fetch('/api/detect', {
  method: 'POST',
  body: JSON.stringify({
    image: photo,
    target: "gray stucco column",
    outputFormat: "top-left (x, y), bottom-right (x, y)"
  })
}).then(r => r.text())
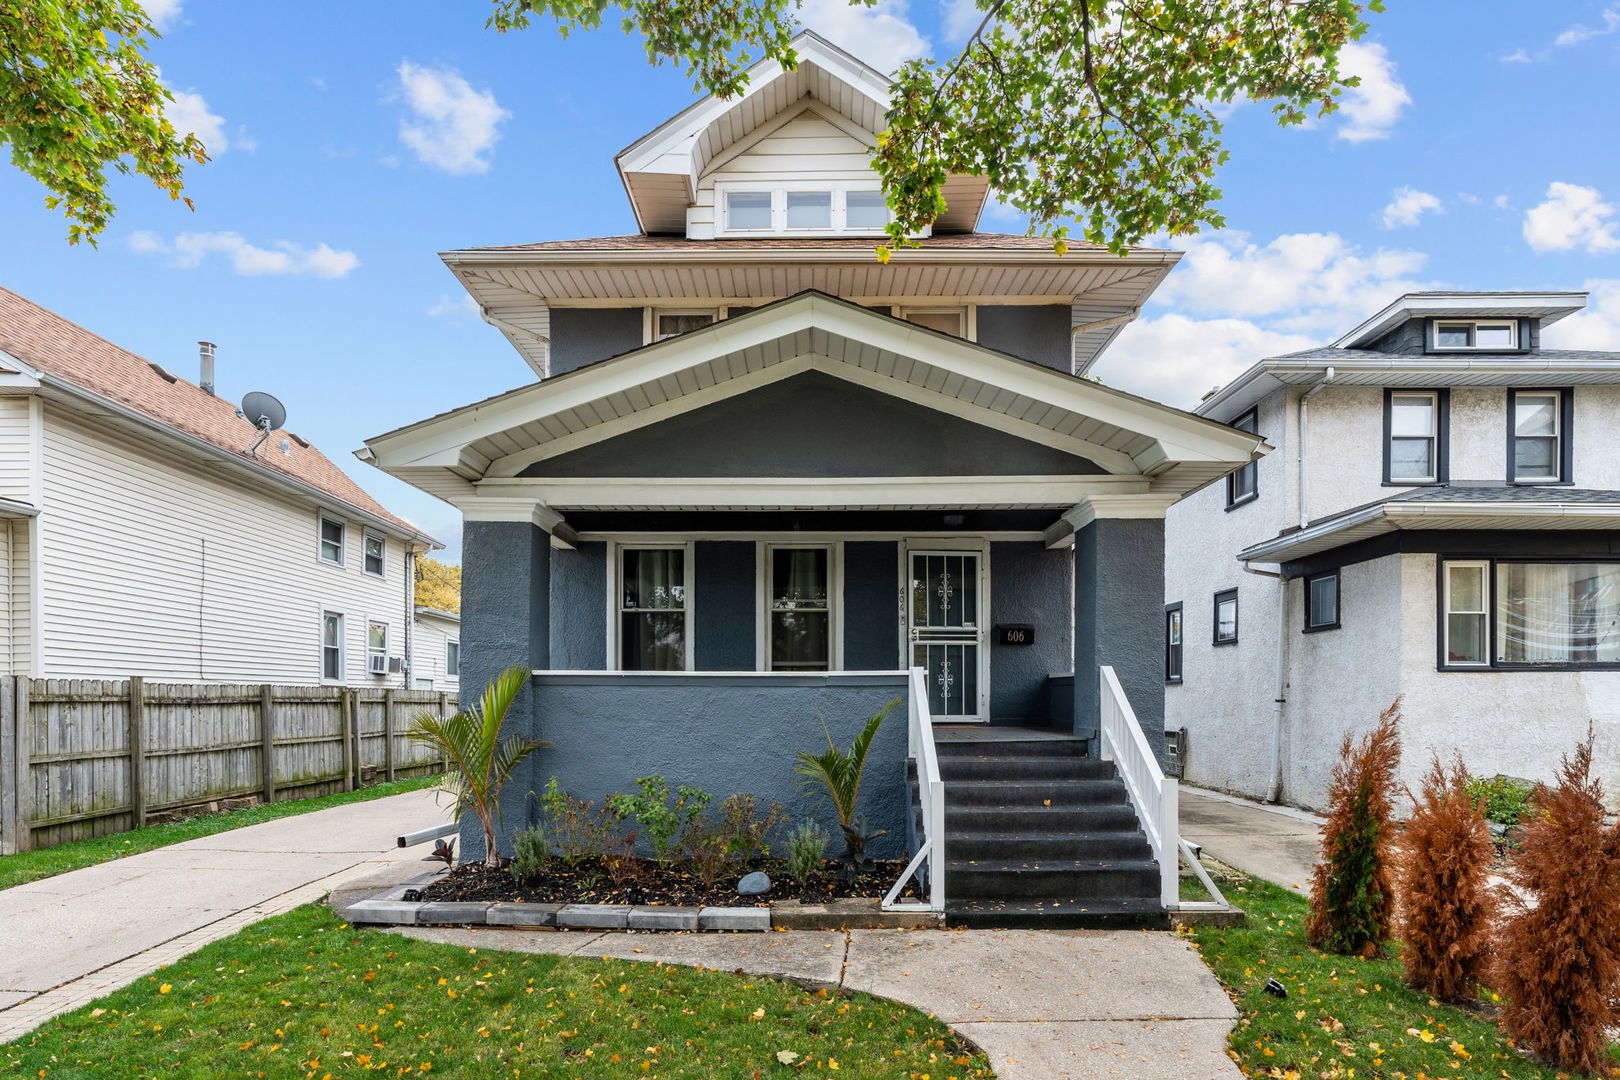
top-left (1073, 516), bottom-right (1167, 763)
top-left (457, 517), bottom-right (552, 863)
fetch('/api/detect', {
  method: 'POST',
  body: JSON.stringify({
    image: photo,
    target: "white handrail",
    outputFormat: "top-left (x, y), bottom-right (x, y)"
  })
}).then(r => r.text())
top-left (1097, 665), bottom-right (1178, 908)
top-left (883, 667), bottom-right (945, 913)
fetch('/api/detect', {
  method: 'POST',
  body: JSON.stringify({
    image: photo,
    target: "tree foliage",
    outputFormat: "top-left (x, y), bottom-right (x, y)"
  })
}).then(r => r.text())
top-left (1494, 733), bottom-right (1620, 1075)
top-left (1, 0), bottom-right (206, 242)
top-left (1395, 755), bottom-right (1496, 1003)
top-left (415, 556), bottom-right (462, 613)
top-left (489, 0), bottom-right (1380, 253)
top-left (1306, 698), bottom-right (1401, 958)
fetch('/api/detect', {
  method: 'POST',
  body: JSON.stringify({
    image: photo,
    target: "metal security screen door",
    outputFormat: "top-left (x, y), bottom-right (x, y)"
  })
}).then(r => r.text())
top-left (907, 550), bottom-right (986, 721)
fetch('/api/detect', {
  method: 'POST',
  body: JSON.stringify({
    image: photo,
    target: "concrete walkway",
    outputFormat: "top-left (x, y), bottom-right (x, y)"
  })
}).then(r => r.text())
top-left (0, 787), bottom-right (447, 1042)
top-left (1180, 787), bottom-right (1324, 895)
top-left (397, 923), bottom-right (1243, 1080)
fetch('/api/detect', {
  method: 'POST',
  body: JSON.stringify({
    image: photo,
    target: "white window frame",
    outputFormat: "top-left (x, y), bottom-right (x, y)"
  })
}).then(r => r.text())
top-left (365, 618), bottom-right (389, 677)
top-left (320, 609), bottom-right (346, 684)
top-left (1387, 391), bottom-right (1440, 484)
top-left (897, 305), bottom-right (972, 339)
top-left (650, 308), bottom-right (721, 342)
top-left (715, 180), bottom-right (896, 238)
top-left (318, 513), bottom-right (345, 566)
top-left (361, 531), bottom-right (386, 578)
top-left (1510, 389), bottom-right (1563, 483)
top-left (446, 639), bottom-right (460, 678)
top-left (1429, 319), bottom-right (1520, 352)
top-left (1441, 560), bottom-right (1490, 668)
top-left (756, 541), bottom-right (844, 672)
top-left (608, 540), bottom-right (696, 672)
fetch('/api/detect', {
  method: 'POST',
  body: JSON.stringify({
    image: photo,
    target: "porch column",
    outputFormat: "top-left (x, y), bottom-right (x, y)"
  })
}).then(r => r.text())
top-left (458, 507), bottom-right (553, 862)
top-left (1072, 507), bottom-right (1168, 763)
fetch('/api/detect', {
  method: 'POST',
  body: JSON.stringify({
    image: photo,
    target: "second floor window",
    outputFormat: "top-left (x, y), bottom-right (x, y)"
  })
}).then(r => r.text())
top-left (363, 533), bottom-right (385, 576)
top-left (1386, 390), bottom-right (1446, 485)
top-left (1510, 389), bottom-right (1569, 484)
top-left (319, 515), bottom-right (344, 565)
top-left (1213, 589), bottom-right (1239, 645)
top-left (1226, 409), bottom-right (1259, 508)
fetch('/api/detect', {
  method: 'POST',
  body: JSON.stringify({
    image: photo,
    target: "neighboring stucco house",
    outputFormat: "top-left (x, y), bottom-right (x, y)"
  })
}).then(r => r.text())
top-left (0, 285), bottom-right (446, 687)
top-left (1166, 291), bottom-right (1620, 809)
top-left (362, 33), bottom-right (1264, 926)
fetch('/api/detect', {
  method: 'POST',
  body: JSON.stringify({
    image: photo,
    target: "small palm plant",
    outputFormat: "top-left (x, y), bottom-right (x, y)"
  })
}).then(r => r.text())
top-left (794, 698), bottom-right (898, 873)
top-left (408, 665), bottom-right (547, 869)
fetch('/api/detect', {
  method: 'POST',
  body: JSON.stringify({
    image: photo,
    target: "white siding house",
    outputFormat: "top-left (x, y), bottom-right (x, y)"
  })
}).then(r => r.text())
top-left (1166, 292), bottom-right (1620, 809)
top-left (410, 606), bottom-right (461, 693)
top-left (0, 285), bottom-right (443, 686)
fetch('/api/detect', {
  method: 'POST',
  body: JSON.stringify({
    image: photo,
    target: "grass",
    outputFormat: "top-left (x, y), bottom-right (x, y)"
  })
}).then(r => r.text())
top-left (2, 903), bottom-right (993, 1079)
top-left (0, 775), bottom-right (443, 891)
top-left (1183, 870), bottom-right (1620, 1079)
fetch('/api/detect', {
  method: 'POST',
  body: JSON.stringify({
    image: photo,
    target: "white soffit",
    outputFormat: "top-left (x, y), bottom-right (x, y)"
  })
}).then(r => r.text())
top-left (1333, 292), bottom-right (1587, 349)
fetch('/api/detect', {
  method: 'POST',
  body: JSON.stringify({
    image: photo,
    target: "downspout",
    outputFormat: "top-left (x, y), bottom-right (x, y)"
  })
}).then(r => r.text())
top-left (403, 544), bottom-right (417, 689)
top-left (1244, 561), bottom-right (1287, 803)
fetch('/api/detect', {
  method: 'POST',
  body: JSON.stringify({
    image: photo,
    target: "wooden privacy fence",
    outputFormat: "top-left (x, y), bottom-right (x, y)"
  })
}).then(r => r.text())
top-left (0, 678), bottom-right (457, 854)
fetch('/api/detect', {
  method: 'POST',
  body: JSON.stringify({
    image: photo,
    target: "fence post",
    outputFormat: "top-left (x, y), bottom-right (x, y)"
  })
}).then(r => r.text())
top-left (128, 676), bottom-right (147, 829)
top-left (260, 683), bottom-right (276, 804)
top-left (12, 678), bottom-right (29, 852)
top-left (340, 689), bottom-right (356, 793)
top-left (0, 676), bottom-right (15, 855)
top-left (437, 691), bottom-right (450, 771)
top-left (382, 688), bottom-right (396, 782)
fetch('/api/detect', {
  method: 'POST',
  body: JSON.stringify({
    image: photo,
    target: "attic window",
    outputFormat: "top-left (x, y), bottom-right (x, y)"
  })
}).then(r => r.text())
top-left (718, 184), bottom-right (891, 236)
top-left (1430, 319), bottom-right (1520, 351)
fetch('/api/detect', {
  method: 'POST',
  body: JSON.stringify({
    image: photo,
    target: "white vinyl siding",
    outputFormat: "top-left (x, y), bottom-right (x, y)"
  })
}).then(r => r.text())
top-left (0, 395), bottom-right (36, 503)
top-left (410, 611), bottom-right (461, 691)
top-left (36, 405), bottom-right (411, 684)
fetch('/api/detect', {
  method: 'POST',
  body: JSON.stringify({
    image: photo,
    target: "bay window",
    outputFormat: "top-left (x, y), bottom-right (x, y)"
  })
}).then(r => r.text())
top-left (1441, 559), bottom-right (1620, 668)
top-left (619, 546), bottom-right (689, 670)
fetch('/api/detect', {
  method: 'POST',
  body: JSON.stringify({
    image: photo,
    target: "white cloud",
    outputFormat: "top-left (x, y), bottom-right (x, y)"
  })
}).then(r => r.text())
top-left (1522, 182), bottom-right (1620, 254)
top-left (1336, 42), bottom-right (1410, 143)
top-left (1493, 193), bottom-right (1512, 210)
top-left (1099, 315), bottom-right (1317, 407)
top-left (395, 62), bottom-right (510, 175)
top-left (1381, 187), bottom-right (1443, 229)
top-left (1501, 48), bottom-right (1533, 63)
top-left (941, 0), bottom-right (987, 41)
top-left (165, 87), bottom-right (228, 153)
top-left (427, 294), bottom-right (480, 323)
top-left (141, 0), bottom-right (183, 30)
top-left (795, 0), bottom-right (929, 73)
top-left (128, 231), bottom-right (361, 278)
top-left (1542, 279), bottom-right (1620, 349)
top-left (1555, 6), bottom-right (1620, 47)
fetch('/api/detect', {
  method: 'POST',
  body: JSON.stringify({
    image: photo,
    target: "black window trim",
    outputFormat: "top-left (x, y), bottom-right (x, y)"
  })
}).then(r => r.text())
top-left (1302, 569), bottom-right (1341, 633)
top-left (1224, 408), bottom-right (1260, 510)
top-left (1435, 555), bottom-right (1620, 672)
top-left (1164, 602), bottom-right (1184, 683)
top-left (1423, 316), bottom-right (1531, 356)
top-left (1505, 386), bottom-right (1574, 487)
top-left (1382, 387), bottom-right (1450, 487)
top-left (1212, 588), bottom-right (1239, 646)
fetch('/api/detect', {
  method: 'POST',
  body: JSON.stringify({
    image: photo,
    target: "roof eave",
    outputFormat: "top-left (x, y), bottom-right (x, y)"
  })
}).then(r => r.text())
top-left (1332, 291), bottom-right (1589, 349)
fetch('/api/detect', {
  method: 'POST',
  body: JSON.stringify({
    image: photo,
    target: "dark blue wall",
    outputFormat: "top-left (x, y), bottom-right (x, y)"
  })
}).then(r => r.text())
top-left (1073, 518), bottom-right (1166, 761)
top-left (526, 372), bottom-right (1103, 478)
top-left (550, 541), bottom-right (606, 669)
top-left (522, 673), bottom-right (910, 859)
top-left (976, 305), bottom-right (1072, 373)
top-left (988, 541), bottom-right (1073, 724)
top-left (550, 308), bottom-right (645, 376)
top-left (696, 541), bottom-right (756, 670)
top-left (843, 541), bottom-right (899, 669)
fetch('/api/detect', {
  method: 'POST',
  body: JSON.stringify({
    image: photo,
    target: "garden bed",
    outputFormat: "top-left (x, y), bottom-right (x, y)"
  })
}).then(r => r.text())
top-left (417, 856), bottom-right (918, 908)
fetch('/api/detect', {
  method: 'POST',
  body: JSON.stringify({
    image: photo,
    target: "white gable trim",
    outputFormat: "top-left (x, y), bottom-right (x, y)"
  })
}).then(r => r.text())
top-left (701, 98), bottom-right (876, 181)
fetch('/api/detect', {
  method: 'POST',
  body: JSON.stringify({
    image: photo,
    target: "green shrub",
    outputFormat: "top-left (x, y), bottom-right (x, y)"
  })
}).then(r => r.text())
top-left (607, 775), bottom-right (711, 863)
top-left (510, 825), bottom-right (549, 881)
top-left (1463, 773), bottom-right (1534, 828)
top-left (540, 777), bottom-right (625, 864)
top-left (716, 792), bottom-right (787, 862)
top-left (786, 820), bottom-right (830, 879)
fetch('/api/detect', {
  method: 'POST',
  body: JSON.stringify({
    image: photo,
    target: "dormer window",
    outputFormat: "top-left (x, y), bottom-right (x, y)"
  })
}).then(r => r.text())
top-left (1429, 319), bottom-right (1522, 352)
top-left (718, 183), bottom-right (892, 237)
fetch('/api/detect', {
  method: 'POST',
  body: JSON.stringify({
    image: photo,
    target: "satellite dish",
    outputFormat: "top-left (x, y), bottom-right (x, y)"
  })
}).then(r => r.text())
top-left (240, 391), bottom-right (286, 432)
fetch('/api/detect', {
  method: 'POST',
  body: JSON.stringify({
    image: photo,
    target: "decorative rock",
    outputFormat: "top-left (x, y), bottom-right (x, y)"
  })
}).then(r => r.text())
top-left (557, 903), bottom-right (629, 929)
top-left (629, 906), bottom-right (702, 931)
top-left (699, 906), bottom-right (771, 931)
top-left (344, 900), bottom-right (420, 926)
top-left (487, 903), bottom-right (563, 927)
top-left (737, 871), bottom-right (772, 896)
top-left (415, 902), bottom-right (491, 925)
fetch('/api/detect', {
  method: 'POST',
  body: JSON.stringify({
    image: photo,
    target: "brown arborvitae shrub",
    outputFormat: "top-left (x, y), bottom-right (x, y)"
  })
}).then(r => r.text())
top-left (1396, 755), bottom-right (1496, 1001)
top-left (1306, 699), bottom-right (1402, 957)
top-left (1494, 734), bottom-right (1620, 1075)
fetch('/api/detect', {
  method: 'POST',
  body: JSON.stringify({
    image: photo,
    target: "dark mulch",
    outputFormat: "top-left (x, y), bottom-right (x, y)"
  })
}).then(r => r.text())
top-left (417, 856), bottom-right (917, 907)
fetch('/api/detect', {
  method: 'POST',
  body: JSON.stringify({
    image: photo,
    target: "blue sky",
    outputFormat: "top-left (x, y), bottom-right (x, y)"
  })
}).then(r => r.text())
top-left (2, 1), bottom-right (1618, 560)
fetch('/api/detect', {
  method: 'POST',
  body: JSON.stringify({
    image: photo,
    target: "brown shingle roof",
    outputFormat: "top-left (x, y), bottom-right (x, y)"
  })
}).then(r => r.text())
top-left (455, 232), bottom-right (1150, 254)
top-left (0, 286), bottom-right (427, 538)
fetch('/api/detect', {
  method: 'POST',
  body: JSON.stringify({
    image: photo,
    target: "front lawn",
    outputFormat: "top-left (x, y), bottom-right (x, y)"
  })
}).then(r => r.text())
top-left (0, 775), bottom-right (441, 891)
top-left (1185, 871), bottom-right (1620, 1079)
top-left (4, 904), bottom-right (992, 1079)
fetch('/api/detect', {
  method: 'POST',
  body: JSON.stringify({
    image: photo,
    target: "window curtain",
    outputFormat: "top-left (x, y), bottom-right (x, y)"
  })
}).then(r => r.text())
top-left (1497, 563), bottom-right (1620, 664)
top-left (771, 548), bottom-right (829, 670)
top-left (622, 549), bottom-right (685, 670)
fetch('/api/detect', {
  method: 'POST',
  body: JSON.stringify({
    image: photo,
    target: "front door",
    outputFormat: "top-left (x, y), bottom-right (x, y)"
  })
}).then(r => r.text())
top-left (907, 548), bottom-right (987, 721)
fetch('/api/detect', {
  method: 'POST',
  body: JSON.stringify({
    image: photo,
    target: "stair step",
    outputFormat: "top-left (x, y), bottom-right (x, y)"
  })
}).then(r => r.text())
top-left (946, 858), bottom-right (1160, 900)
top-left (934, 737), bottom-right (1086, 759)
top-left (944, 804), bottom-right (1141, 832)
top-left (936, 756), bottom-right (1118, 782)
top-left (945, 830), bottom-right (1152, 862)
top-left (943, 778), bottom-right (1132, 807)
top-left (947, 897), bottom-right (1167, 930)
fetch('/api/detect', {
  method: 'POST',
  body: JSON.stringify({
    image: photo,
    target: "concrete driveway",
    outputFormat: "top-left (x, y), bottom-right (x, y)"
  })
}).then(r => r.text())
top-left (1180, 787), bottom-right (1323, 895)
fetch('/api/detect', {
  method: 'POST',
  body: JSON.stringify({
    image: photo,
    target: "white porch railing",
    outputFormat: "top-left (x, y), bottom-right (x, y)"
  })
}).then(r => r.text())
top-left (1097, 665), bottom-right (1227, 912)
top-left (882, 666), bottom-right (945, 913)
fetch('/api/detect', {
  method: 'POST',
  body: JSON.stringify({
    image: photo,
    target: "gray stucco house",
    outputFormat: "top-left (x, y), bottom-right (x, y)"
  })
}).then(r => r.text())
top-left (361, 33), bottom-right (1263, 925)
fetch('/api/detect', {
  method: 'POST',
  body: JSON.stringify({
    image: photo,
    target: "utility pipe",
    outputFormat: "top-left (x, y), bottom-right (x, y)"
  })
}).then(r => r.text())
top-left (1297, 367), bottom-right (1336, 529)
top-left (1244, 562), bottom-right (1288, 803)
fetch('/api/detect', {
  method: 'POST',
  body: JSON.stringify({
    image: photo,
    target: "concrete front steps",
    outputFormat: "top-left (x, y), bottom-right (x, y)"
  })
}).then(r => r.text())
top-left (930, 731), bottom-right (1167, 930)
